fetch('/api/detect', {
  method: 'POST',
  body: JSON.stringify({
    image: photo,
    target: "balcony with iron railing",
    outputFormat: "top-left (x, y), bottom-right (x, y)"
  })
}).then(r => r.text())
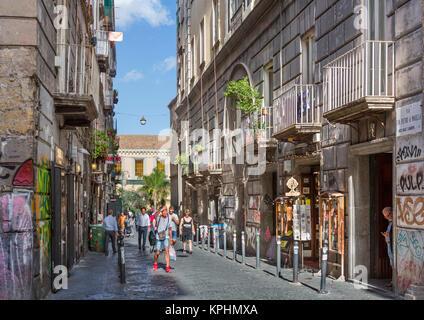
top-left (95, 30), bottom-right (110, 72)
top-left (323, 40), bottom-right (395, 123)
top-left (243, 106), bottom-right (276, 148)
top-left (54, 43), bottom-right (98, 127)
top-left (104, 91), bottom-right (114, 110)
top-left (273, 84), bottom-right (321, 141)
top-left (199, 141), bottom-right (222, 176)
top-left (109, 44), bottom-right (117, 77)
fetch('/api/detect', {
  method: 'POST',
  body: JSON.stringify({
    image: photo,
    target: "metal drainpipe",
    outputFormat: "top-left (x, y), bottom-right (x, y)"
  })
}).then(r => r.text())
top-left (186, 0), bottom-right (192, 88)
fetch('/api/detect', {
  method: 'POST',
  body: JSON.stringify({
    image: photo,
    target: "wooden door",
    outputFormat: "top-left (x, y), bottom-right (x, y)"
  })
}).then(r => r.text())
top-left (377, 153), bottom-right (392, 279)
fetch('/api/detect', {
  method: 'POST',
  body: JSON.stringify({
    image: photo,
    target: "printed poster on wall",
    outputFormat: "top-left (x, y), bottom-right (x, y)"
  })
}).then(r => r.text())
top-left (396, 102), bottom-right (422, 137)
top-left (247, 196), bottom-right (261, 224)
top-left (292, 205), bottom-right (301, 241)
top-left (300, 204), bottom-right (312, 241)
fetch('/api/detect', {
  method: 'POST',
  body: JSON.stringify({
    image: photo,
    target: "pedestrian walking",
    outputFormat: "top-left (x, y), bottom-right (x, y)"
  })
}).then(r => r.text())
top-left (169, 206), bottom-right (180, 247)
top-left (153, 206), bottom-right (173, 273)
top-left (381, 207), bottom-right (393, 287)
top-left (118, 212), bottom-right (126, 233)
top-left (179, 209), bottom-right (195, 254)
top-left (103, 210), bottom-right (118, 256)
top-left (136, 207), bottom-right (150, 251)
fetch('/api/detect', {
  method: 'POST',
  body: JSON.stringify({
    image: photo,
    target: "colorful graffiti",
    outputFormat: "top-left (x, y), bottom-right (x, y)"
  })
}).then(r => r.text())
top-left (0, 193), bottom-right (32, 233)
top-left (34, 158), bottom-right (51, 279)
top-left (397, 196), bottom-right (424, 229)
top-left (247, 196), bottom-right (263, 224)
top-left (397, 229), bottom-right (424, 294)
top-left (13, 159), bottom-right (34, 187)
top-left (0, 193), bottom-right (33, 300)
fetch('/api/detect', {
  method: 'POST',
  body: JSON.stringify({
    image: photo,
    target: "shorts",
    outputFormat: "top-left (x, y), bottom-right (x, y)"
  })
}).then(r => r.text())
top-left (155, 238), bottom-right (170, 252)
top-left (182, 234), bottom-right (193, 242)
top-left (172, 231), bottom-right (177, 241)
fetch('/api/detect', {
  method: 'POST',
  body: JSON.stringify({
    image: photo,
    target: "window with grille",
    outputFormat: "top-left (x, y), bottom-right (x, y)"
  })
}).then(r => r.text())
top-left (157, 159), bottom-right (166, 174)
top-left (135, 160), bottom-right (144, 177)
top-left (115, 162), bottom-right (122, 174)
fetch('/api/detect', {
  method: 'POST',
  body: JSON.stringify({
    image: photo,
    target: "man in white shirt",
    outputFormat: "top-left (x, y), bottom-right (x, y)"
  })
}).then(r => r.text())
top-left (135, 207), bottom-right (150, 251)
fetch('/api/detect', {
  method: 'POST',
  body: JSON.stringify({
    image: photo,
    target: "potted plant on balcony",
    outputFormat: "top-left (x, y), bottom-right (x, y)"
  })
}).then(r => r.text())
top-left (175, 152), bottom-right (190, 175)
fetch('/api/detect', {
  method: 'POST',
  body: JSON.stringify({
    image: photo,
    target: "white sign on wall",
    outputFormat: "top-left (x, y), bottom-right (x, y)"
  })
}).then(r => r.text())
top-left (293, 205), bottom-right (301, 241)
top-left (396, 102), bottom-right (422, 137)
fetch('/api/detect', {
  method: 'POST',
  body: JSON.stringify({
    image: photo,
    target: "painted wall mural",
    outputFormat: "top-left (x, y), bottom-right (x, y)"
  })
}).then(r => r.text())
top-left (397, 229), bottom-right (424, 294)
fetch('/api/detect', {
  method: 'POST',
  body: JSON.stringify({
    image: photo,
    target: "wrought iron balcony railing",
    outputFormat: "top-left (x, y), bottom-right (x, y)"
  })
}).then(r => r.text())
top-left (56, 44), bottom-right (93, 96)
top-left (323, 40), bottom-right (395, 122)
top-left (273, 84), bottom-right (321, 141)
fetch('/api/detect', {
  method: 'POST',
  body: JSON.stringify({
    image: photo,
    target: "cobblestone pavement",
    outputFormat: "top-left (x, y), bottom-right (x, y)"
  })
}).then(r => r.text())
top-left (47, 233), bottom-right (396, 300)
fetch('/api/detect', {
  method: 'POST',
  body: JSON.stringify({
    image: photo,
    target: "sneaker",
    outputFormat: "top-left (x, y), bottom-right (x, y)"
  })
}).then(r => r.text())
top-left (165, 266), bottom-right (171, 273)
top-left (153, 263), bottom-right (158, 271)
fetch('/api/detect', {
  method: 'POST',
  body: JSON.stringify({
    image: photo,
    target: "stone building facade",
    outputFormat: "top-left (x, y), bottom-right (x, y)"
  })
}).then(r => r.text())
top-left (116, 135), bottom-right (171, 206)
top-left (0, 0), bottom-right (118, 299)
top-left (170, 0), bottom-right (424, 297)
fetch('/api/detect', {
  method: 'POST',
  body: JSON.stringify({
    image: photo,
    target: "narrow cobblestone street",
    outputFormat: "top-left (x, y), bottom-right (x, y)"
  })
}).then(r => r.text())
top-left (47, 233), bottom-right (396, 300)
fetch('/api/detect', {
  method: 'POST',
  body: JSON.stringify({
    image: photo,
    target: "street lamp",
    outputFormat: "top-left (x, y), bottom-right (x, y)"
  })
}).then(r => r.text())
top-left (140, 116), bottom-right (147, 126)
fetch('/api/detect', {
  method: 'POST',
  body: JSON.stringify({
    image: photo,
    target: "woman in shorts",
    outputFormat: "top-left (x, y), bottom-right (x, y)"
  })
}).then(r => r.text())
top-left (179, 208), bottom-right (195, 254)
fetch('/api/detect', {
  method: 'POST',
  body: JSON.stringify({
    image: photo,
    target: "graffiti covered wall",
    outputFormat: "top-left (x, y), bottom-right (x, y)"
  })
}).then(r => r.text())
top-left (0, 193), bottom-right (33, 299)
top-left (397, 229), bottom-right (424, 294)
top-left (34, 157), bottom-right (51, 297)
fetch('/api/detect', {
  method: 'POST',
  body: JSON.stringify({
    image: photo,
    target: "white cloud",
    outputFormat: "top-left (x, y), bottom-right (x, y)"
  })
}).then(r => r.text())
top-left (153, 56), bottom-right (176, 73)
top-left (121, 69), bottom-right (144, 82)
top-left (115, 0), bottom-right (174, 29)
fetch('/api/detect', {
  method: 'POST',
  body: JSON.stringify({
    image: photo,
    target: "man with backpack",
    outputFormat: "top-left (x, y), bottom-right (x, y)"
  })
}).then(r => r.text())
top-left (152, 206), bottom-right (173, 273)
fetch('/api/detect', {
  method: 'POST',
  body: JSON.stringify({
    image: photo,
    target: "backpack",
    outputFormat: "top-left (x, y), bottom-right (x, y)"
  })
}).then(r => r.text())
top-left (149, 229), bottom-right (156, 246)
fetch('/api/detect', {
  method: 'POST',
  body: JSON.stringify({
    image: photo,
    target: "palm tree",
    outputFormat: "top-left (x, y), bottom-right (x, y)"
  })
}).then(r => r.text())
top-left (138, 167), bottom-right (170, 210)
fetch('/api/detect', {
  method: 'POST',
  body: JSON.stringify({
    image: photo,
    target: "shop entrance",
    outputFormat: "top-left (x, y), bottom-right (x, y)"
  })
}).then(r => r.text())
top-left (301, 167), bottom-right (321, 270)
top-left (369, 153), bottom-right (392, 282)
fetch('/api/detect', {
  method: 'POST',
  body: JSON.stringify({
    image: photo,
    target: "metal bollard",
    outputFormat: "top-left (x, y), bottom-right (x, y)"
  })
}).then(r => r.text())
top-left (217, 227), bottom-right (220, 252)
top-left (256, 232), bottom-right (260, 269)
top-left (202, 228), bottom-right (205, 250)
top-left (207, 227), bottom-right (211, 251)
top-left (233, 231), bottom-right (237, 260)
top-left (241, 231), bottom-right (245, 264)
top-left (223, 230), bottom-right (227, 258)
top-left (214, 227), bottom-right (218, 254)
top-left (319, 239), bottom-right (329, 294)
top-left (293, 240), bottom-right (299, 284)
top-left (276, 236), bottom-right (281, 277)
top-left (196, 226), bottom-right (199, 246)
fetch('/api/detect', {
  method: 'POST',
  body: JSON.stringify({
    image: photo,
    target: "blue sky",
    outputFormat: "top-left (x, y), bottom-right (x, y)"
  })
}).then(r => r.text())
top-left (114, 0), bottom-right (176, 135)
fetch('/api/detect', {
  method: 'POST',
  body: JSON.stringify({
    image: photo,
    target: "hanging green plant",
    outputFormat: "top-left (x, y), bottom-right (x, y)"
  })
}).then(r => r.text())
top-left (175, 152), bottom-right (190, 175)
top-left (224, 76), bottom-right (265, 133)
top-left (92, 129), bottom-right (110, 159)
top-left (224, 76), bottom-right (262, 115)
